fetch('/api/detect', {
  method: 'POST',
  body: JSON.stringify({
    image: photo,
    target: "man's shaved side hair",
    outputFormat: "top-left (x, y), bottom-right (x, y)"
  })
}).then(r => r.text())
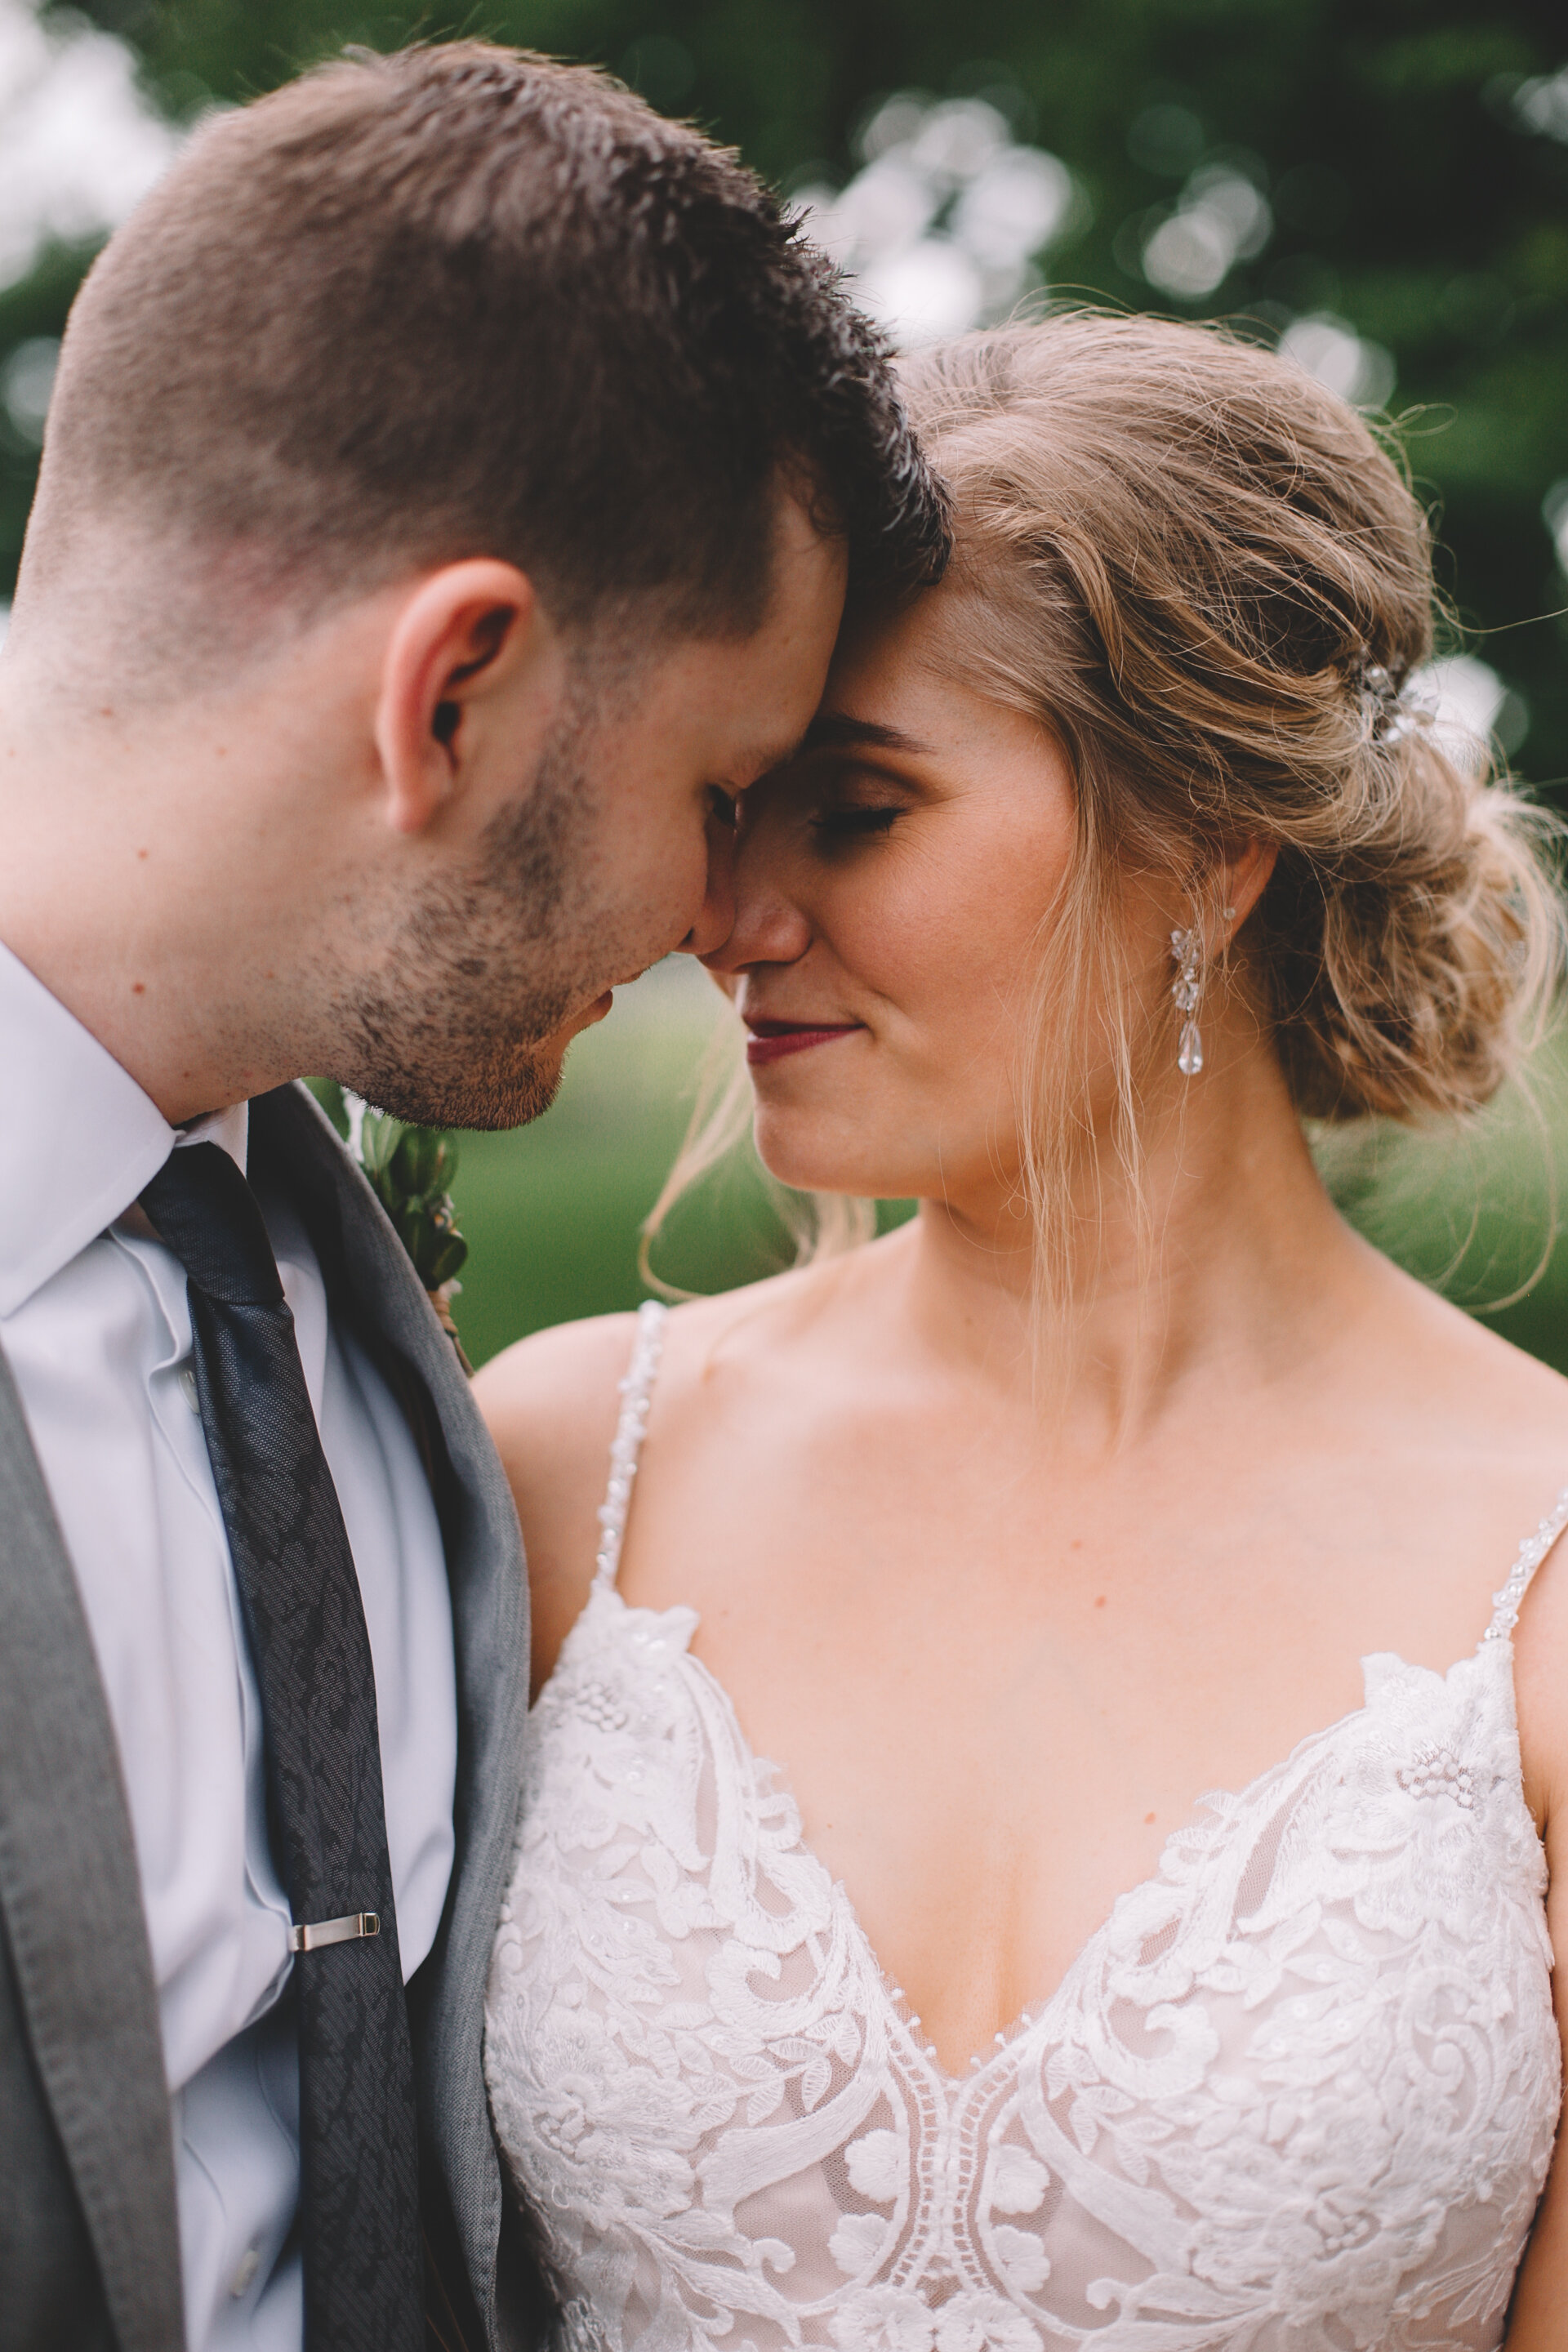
top-left (20, 40), bottom-right (947, 678)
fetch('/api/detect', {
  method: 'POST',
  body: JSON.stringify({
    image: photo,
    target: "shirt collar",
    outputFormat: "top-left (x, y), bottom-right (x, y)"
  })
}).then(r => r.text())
top-left (0, 938), bottom-right (248, 1319)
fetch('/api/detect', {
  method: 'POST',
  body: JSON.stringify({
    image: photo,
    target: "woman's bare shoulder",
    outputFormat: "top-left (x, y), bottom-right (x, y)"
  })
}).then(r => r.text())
top-left (1387, 1277), bottom-right (1568, 1827)
top-left (470, 1254), bottom-right (834, 1503)
top-left (470, 1255), bottom-right (873, 1692)
top-left (474, 1309), bottom-right (640, 1488)
top-left (1353, 1239), bottom-right (1568, 1451)
top-left (472, 1312), bottom-right (642, 1694)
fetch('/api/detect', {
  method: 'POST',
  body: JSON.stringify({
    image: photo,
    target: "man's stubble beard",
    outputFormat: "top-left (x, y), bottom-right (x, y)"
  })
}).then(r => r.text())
top-left (334, 698), bottom-right (630, 1131)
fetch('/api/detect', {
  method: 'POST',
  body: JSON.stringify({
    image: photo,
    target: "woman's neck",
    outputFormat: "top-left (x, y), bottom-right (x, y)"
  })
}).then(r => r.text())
top-left (893, 1027), bottom-right (1366, 1453)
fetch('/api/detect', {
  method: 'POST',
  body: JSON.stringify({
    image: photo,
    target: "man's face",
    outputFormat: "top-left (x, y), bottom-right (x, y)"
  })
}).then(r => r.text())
top-left (341, 492), bottom-right (847, 1129)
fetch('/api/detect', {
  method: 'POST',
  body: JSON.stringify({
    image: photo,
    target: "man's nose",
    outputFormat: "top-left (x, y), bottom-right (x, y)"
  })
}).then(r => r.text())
top-left (677, 804), bottom-right (738, 959)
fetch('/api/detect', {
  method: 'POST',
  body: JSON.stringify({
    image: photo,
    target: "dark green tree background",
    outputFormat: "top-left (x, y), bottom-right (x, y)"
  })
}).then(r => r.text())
top-left (3, 0), bottom-right (1567, 792)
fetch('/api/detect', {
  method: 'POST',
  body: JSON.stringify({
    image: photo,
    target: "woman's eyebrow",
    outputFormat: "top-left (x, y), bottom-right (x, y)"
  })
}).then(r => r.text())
top-left (800, 713), bottom-right (934, 757)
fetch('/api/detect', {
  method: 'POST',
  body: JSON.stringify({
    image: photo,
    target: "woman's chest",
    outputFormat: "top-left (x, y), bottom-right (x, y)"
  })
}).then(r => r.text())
top-left (625, 1539), bottom-right (1504, 2076)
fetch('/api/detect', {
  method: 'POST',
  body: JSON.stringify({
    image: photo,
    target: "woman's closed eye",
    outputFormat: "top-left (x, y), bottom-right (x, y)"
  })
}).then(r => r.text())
top-left (810, 803), bottom-right (902, 846)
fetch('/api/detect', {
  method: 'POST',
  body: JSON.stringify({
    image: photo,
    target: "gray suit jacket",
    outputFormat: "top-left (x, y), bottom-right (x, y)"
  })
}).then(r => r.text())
top-left (0, 1082), bottom-right (543, 2351)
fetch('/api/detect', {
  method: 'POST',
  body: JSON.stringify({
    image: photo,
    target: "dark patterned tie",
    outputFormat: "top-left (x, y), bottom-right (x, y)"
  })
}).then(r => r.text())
top-left (140, 1141), bottom-right (422, 2352)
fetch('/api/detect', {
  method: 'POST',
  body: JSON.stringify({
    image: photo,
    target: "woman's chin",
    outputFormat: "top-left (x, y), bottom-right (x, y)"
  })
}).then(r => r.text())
top-left (752, 1115), bottom-right (910, 1205)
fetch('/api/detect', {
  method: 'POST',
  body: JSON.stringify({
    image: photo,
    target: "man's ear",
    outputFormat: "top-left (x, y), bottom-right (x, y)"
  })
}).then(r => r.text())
top-left (372, 559), bottom-right (559, 836)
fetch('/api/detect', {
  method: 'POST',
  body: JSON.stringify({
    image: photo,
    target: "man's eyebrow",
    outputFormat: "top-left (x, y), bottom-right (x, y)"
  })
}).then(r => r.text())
top-left (799, 713), bottom-right (934, 758)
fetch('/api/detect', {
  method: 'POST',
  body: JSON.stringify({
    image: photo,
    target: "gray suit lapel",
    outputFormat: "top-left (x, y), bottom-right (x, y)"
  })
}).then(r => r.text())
top-left (0, 1346), bottom-right (185, 2352)
top-left (252, 1085), bottom-right (531, 2344)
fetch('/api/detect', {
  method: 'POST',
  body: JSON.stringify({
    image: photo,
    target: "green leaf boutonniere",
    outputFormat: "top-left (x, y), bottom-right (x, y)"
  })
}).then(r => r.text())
top-left (307, 1078), bottom-right (472, 1373)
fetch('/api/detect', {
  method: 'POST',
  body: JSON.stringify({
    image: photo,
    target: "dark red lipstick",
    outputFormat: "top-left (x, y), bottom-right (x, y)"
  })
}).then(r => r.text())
top-left (745, 1020), bottom-right (864, 1068)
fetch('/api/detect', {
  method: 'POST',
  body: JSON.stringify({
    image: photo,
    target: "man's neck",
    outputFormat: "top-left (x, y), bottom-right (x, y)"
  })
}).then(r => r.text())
top-left (0, 699), bottom-right (314, 1120)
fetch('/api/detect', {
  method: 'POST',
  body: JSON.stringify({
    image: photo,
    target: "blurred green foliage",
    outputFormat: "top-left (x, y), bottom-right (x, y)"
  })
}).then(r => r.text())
top-left (1315, 1034), bottom-right (1568, 1374)
top-left (431, 985), bottom-right (777, 1366)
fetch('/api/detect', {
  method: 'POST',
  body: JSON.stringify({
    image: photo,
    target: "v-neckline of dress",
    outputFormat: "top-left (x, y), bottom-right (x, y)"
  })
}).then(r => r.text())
top-left (553, 1579), bottom-right (1522, 2092)
top-left (559, 1298), bottom-right (1568, 2092)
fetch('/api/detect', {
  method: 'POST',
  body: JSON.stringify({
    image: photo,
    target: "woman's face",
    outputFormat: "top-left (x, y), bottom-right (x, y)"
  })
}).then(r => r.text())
top-left (703, 587), bottom-right (1158, 1217)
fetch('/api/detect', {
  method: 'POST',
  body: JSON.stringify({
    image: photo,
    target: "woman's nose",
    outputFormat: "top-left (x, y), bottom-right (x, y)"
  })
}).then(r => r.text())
top-left (696, 823), bottom-right (813, 975)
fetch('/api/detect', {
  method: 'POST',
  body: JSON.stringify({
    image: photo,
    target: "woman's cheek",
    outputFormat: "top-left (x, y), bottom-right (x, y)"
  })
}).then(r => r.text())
top-left (824, 853), bottom-right (957, 996)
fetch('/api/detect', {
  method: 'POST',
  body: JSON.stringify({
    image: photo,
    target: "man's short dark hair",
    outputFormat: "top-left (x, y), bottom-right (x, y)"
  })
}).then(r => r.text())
top-left (40, 40), bottom-right (948, 639)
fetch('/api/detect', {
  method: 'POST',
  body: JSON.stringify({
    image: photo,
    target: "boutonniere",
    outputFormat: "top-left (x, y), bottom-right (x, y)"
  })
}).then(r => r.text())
top-left (309, 1080), bottom-right (471, 1372)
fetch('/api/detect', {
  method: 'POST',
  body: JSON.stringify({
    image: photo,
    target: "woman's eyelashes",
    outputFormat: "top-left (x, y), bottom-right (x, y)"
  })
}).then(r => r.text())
top-left (809, 801), bottom-right (902, 848)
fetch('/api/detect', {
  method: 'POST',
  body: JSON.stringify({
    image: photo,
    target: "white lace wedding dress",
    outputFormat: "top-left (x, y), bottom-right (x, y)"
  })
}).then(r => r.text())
top-left (486, 1303), bottom-right (1565, 2350)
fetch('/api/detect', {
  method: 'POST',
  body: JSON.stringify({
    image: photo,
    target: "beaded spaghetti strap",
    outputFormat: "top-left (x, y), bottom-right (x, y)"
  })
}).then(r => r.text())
top-left (592, 1301), bottom-right (670, 1593)
top-left (1483, 1481), bottom-right (1568, 1642)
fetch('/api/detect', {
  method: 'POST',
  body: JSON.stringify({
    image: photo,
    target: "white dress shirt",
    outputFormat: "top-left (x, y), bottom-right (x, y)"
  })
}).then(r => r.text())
top-left (0, 938), bottom-right (457, 2352)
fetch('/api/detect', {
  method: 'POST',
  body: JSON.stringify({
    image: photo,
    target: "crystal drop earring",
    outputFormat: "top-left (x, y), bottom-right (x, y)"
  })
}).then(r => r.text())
top-left (1170, 925), bottom-right (1204, 1076)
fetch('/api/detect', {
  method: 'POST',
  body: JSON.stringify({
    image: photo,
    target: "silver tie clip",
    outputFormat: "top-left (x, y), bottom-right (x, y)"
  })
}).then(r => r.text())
top-left (289, 1912), bottom-right (380, 1953)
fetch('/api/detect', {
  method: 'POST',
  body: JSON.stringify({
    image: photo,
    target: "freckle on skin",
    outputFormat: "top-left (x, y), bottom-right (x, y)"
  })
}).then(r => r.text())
top-left (1145, 1811), bottom-right (1156, 1824)
top-left (136, 848), bottom-right (149, 860)
top-left (1094, 1595), bottom-right (1107, 1609)
top-left (132, 982), bottom-right (145, 995)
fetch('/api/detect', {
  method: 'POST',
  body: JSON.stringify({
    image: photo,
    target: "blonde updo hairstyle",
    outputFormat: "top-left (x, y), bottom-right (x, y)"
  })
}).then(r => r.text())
top-left (646, 312), bottom-right (1562, 1298)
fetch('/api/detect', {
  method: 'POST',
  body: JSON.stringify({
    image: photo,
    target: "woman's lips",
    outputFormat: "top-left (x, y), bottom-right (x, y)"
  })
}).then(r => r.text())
top-left (745, 1020), bottom-right (864, 1068)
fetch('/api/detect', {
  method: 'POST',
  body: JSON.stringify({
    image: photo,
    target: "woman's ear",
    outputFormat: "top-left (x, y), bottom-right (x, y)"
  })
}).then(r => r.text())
top-left (372, 559), bottom-right (546, 835)
top-left (1218, 838), bottom-right (1278, 944)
